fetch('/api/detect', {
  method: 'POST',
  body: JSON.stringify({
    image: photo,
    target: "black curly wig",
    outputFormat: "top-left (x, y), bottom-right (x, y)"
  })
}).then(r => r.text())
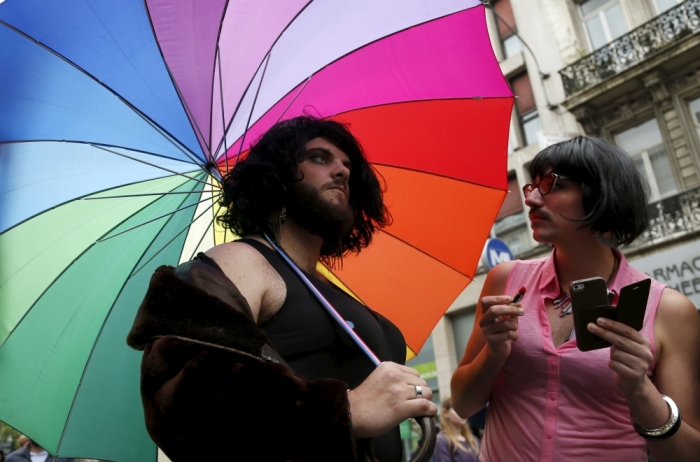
top-left (217, 116), bottom-right (391, 260)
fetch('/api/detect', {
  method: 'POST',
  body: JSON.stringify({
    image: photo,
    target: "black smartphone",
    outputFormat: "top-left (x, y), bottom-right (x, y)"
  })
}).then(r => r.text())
top-left (615, 279), bottom-right (651, 331)
top-left (571, 277), bottom-right (613, 351)
top-left (572, 277), bottom-right (651, 351)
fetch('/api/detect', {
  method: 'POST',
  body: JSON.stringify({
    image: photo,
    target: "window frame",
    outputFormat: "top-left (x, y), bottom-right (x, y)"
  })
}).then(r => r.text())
top-left (614, 118), bottom-right (679, 202)
top-left (579, 0), bottom-right (628, 51)
top-left (653, 0), bottom-right (683, 14)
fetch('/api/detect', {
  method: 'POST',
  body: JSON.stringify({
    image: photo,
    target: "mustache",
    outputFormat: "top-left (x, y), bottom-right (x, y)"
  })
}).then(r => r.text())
top-left (529, 209), bottom-right (550, 219)
top-left (325, 179), bottom-right (348, 192)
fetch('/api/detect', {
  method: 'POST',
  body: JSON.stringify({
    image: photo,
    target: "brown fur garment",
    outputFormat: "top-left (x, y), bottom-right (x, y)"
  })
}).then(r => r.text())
top-left (127, 259), bottom-right (356, 461)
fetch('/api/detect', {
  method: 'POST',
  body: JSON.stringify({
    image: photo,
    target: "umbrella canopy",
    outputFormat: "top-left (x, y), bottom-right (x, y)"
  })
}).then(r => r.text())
top-left (0, 1), bottom-right (512, 461)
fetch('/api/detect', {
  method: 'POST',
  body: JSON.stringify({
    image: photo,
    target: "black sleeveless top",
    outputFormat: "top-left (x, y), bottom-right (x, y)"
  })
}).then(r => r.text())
top-left (241, 239), bottom-right (406, 461)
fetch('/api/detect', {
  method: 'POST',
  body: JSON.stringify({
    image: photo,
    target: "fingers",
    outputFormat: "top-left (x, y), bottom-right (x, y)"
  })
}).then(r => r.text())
top-left (587, 318), bottom-right (651, 353)
top-left (588, 319), bottom-right (654, 394)
top-left (349, 363), bottom-right (438, 437)
top-left (481, 295), bottom-right (515, 313)
top-left (404, 393), bottom-right (438, 417)
top-left (481, 303), bottom-right (523, 324)
top-left (406, 382), bottom-right (433, 400)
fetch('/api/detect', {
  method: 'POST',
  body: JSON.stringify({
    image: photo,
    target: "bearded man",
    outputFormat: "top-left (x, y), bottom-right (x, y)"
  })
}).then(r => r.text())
top-left (127, 116), bottom-right (436, 462)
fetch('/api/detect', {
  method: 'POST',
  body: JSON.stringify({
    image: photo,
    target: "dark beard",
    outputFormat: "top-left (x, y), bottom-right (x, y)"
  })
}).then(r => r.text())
top-left (286, 180), bottom-right (354, 241)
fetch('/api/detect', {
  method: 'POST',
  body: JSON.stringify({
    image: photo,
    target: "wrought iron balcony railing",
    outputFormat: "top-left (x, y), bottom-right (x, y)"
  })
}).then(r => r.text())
top-left (559, 0), bottom-right (700, 96)
top-left (630, 185), bottom-right (700, 248)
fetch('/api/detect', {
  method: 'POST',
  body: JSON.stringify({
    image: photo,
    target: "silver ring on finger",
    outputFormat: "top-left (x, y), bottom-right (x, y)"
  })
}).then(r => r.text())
top-left (414, 385), bottom-right (423, 399)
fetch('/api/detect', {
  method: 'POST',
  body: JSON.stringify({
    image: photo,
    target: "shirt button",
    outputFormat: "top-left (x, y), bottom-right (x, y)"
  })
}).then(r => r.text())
top-left (551, 362), bottom-right (557, 368)
top-left (547, 433), bottom-right (553, 439)
top-left (550, 394), bottom-right (557, 401)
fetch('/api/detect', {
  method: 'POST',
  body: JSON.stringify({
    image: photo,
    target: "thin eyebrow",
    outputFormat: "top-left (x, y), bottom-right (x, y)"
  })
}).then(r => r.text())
top-left (304, 147), bottom-right (352, 170)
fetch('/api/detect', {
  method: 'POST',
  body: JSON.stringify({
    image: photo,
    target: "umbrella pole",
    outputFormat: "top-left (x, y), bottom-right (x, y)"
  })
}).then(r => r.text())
top-left (262, 233), bottom-right (381, 366)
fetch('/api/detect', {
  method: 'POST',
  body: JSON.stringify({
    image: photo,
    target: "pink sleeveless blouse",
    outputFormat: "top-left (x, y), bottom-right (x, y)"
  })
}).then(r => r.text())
top-left (479, 250), bottom-right (665, 462)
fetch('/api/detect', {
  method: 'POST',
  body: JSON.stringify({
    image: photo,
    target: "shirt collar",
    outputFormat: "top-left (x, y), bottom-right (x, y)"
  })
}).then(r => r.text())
top-left (539, 247), bottom-right (627, 298)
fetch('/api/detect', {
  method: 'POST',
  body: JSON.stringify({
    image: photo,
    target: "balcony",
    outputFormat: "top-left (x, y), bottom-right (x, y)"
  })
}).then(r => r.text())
top-left (630, 186), bottom-right (700, 249)
top-left (559, 0), bottom-right (700, 97)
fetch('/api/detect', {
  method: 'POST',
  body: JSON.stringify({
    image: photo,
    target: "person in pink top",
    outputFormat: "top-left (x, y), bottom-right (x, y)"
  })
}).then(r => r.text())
top-left (451, 136), bottom-right (700, 461)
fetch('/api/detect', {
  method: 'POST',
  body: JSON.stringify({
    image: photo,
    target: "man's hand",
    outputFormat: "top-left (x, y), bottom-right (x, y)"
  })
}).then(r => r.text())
top-left (587, 317), bottom-right (653, 396)
top-left (479, 295), bottom-right (524, 361)
top-left (347, 362), bottom-right (437, 438)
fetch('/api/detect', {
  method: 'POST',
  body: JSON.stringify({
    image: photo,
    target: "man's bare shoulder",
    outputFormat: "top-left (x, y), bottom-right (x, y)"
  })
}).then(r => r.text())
top-left (204, 238), bottom-right (286, 321)
top-left (205, 239), bottom-right (269, 270)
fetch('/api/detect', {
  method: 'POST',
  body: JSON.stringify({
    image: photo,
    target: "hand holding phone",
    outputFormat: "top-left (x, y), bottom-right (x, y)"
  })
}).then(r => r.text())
top-left (571, 278), bottom-right (650, 351)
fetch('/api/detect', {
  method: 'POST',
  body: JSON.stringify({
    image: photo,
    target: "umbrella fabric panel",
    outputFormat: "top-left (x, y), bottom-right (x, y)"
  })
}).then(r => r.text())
top-left (0, 26), bottom-right (197, 163)
top-left (147, 0), bottom-right (306, 153)
top-left (58, 184), bottom-right (206, 461)
top-left (334, 231), bottom-right (472, 354)
top-left (0, 142), bottom-right (198, 233)
top-left (335, 98), bottom-right (513, 189)
top-left (217, 0), bottom-right (485, 156)
top-left (177, 178), bottom-right (223, 263)
top-left (0, 0), bottom-right (202, 159)
top-left (374, 165), bottom-right (506, 276)
top-left (0, 178), bottom-right (203, 454)
top-left (0, 175), bottom-right (191, 345)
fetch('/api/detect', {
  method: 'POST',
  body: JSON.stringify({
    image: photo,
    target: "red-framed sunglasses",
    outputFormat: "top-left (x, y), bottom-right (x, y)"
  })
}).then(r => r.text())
top-left (522, 172), bottom-right (574, 197)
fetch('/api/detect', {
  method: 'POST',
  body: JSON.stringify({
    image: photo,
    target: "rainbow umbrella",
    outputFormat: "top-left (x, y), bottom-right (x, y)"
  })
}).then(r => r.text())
top-left (0, 1), bottom-right (512, 460)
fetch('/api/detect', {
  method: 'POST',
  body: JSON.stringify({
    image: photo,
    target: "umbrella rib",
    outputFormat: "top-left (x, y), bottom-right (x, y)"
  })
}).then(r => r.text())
top-left (0, 19), bottom-right (207, 169)
top-left (97, 194), bottom-right (220, 243)
top-left (141, 0), bottom-right (213, 162)
top-left (231, 48), bottom-right (272, 167)
top-left (216, 45), bottom-right (231, 176)
top-left (0, 176), bottom-right (201, 350)
top-left (369, 162), bottom-right (510, 193)
top-left (56, 182), bottom-right (202, 457)
top-left (130, 201), bottom-right (218, 277)
top-left (275, 76), bottom-right (313, 124)
top-left (0, 139), bottom-right (201, 166)
top-left (187, 216), bottom-right (217, 262)
top-left (211, 0), bottom-right (314, 158)
top-left (83, 190), bottom-right (216, 199)
top-left (378, 228), bottom-right (476, 278)
top-left (90, 144), bottom-right (210, 186)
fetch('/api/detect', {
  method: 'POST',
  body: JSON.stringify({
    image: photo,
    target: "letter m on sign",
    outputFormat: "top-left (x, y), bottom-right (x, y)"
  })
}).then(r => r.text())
top-left (489, 249), bottom-right (512, 266)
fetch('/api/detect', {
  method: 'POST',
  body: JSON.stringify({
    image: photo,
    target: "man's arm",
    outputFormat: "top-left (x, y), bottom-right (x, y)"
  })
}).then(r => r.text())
top-left (451, 261), bottom-right (520, 418)
top-left (590, 288), bottom-right (700, 461)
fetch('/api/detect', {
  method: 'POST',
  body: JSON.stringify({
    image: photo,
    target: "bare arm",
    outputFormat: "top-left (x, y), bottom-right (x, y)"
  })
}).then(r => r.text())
top-left (450, 261), bottom-right (521, 418)
top-left (589, 288), bottom-right (700, 461)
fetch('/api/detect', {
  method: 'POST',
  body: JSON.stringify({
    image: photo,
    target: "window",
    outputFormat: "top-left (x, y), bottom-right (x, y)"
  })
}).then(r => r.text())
top-left (615, 119), bottom-right (679, 201)
top-left (493, 0), bottom-right (522, 59)
top-left (451, 310), bottom-right (476, 364)
top-left (510, 73), bottom-right (540, 146)
top-left (580, 0), bottom-right (628, 50)
top-left (690, 97), bottom-right (700, 139)
top-left (654, 0), bottom-right (682, 14)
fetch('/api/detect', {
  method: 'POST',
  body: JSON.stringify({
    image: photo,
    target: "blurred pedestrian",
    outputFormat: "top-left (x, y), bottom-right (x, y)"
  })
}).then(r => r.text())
top-left (5, 439), bottom-right (73, 462)
top-left (15, 437), bottom-right (28, 450)
top-left (434, 397), bottom-right (479, 462)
